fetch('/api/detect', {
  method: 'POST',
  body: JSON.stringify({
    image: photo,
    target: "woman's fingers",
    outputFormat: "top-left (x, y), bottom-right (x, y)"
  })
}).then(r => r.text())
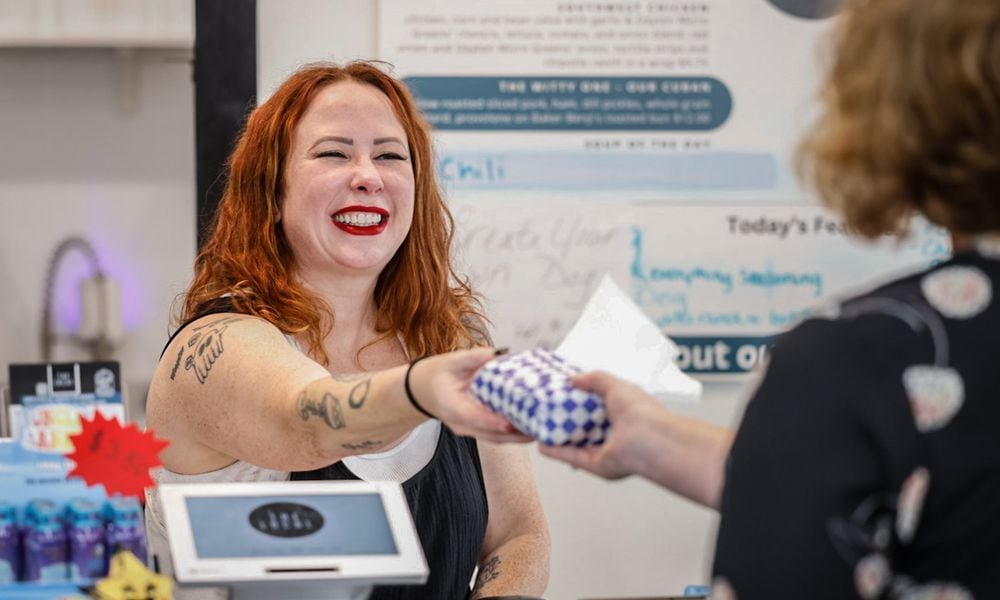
top-left (539, 444), bottom-right (595, 471)
top-left (448, 346), bottom-right (504, 376)
top-left (569, 370), bottom-right (615, 395)
top-left (538, 443), bottom-right (574, 462)
top-left (465, 402), bottom-right (527, 436)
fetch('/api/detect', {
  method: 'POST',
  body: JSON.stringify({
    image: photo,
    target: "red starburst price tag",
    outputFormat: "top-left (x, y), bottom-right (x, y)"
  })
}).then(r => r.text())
top-left (67, 412), bottom-right (170, 499)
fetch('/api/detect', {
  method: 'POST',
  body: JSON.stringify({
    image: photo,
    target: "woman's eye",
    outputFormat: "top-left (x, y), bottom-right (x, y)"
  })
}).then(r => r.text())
top-left (376, 152), bottom-right (408, 161)
top-left (316, 150), bottom-right (347, 159)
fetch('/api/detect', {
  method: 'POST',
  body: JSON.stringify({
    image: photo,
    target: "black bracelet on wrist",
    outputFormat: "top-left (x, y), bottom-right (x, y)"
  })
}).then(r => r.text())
top-left (404, 355), bottom-right (436, 420)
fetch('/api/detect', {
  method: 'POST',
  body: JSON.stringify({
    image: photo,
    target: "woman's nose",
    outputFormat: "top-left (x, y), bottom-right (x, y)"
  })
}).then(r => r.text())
top-left (350, 158), bottom-right (384, 194)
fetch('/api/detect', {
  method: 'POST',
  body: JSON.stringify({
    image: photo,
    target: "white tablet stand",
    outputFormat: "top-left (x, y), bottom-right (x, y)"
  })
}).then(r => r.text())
top-left (159, 481), bottom-right (427, 600)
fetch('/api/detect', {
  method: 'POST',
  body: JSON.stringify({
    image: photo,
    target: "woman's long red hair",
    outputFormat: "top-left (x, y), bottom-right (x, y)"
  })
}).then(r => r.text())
top-left (180, 61), bottom-right (488, 364)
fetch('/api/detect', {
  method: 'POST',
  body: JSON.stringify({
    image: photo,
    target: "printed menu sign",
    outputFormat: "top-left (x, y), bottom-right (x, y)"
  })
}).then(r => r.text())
top-left (6, 362), bottom-right (125, 453)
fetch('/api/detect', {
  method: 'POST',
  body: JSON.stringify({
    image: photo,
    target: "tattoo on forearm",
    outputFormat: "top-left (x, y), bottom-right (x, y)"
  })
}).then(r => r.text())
top-left (169, 349), bottom-right (183, 380)
top-left (341, 440), bottom-right (382, 451)
top-left (347, 378), bottom-right (371, 409)
top-left (183, 319), bottom-right (233, 384)
top-left (297, 391), bottom-right (346, 430)
top-left (326, 394), bottom-right (346, 429)
top-left (470, 555), bottom-right (501, 599)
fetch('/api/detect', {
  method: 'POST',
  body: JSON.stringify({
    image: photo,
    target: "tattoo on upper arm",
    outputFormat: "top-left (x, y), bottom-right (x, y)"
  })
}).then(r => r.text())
top-left (347, 378), bottom-right (371, 410)
top-left (183, 322), bottom-right (229, 384)
top-left (297, 391), bottom-right (346, 430)
top-left (170, 317), bottom-right (243, 385)
top-left (470, 555), bottom-right (501, 599)
top-left (341, 440), bottom-right (382, 451)
top-left (169, 349), bottom-right (183, 380)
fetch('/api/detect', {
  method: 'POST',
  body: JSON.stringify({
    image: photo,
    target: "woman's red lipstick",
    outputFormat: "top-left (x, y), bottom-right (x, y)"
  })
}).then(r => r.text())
top-left (331, 206), bottom-right (390, 236)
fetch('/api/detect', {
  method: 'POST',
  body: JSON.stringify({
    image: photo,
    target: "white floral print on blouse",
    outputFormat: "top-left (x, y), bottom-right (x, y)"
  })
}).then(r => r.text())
top-left (921, 266), bottom-right (992, 319)
top-left (855, 553), bottom-right (892, 599)
top-left (974, 234), bottom-right (1000, 259)
top-left (902, 365), bottom-right (965, 432)
top-left (898, 582), bottom-right (974, 600)
top-left (710, 576), bottom-right (737, 600)
top-left (897, 467), bottom-right (931, 544)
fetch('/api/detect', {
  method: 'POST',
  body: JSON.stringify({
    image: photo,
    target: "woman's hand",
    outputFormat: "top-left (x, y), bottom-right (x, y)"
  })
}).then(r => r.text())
top-left (407, 347), bottom-right (533, 444)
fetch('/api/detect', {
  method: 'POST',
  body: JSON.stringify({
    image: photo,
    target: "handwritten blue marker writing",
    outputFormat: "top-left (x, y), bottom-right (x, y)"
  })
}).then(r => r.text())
top-left (649, 266), bottom-right (734, 293)
top-left (632, 228), bottom-right (732, 292)
top-left (740, 265), bottom-right (823, 297)
top-left (632, 227), bottom-right (733, 292)
top-left (633, 228), bottom-right (825, 296)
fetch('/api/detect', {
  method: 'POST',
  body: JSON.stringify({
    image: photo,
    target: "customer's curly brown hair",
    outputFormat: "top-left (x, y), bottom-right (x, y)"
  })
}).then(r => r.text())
top-left (799, 0), bottom-right (1000, 239)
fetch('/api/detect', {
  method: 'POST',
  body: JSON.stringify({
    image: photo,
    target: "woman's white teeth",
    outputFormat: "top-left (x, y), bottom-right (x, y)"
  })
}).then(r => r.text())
top-left (333, 212), bottom-right (384, 226)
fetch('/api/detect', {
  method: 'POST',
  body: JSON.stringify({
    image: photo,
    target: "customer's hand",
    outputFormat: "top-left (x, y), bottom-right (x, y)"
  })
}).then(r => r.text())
top-left (408, 347), bottom-right (533, 444)
top-left (539, 371), bottom-right (663, 480)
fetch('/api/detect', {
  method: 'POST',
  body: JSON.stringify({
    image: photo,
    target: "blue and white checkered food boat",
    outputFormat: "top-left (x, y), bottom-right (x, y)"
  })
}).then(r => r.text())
top-left (471, 348), bottom-right (609, 446)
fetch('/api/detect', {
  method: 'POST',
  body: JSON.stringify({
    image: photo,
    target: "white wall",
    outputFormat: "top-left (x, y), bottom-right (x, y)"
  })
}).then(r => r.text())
top-left (258, 1), bottom-right (754, 598)
top-left (0, 47), bottom-right (196, 420)
top-left (533, 384), bottom-right (748, 599)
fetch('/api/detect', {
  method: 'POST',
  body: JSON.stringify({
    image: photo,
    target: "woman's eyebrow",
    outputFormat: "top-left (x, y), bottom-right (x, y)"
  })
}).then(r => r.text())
top-left (309, 136), bottom-right (405, 149)
top-left (309, 135), bottom-right (352, 150)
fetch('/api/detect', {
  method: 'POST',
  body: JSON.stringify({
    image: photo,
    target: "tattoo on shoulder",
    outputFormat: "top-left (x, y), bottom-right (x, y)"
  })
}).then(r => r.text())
top-left (190, 316), bottom-right (243, 332)
top-left (182, 317), bottom-right (236, 384)
top-left (169, 348), bottom-right (184, 380)
top-left (185, 316), bottom-right (241, 348)
top-left (470, 555), bottom-right (501, 599)
top-left (341, 440), bottom-right (382, 451)
top-left (297, 391), bottom-right (346, 430)
top-left (347, 377), bottom-right (371, 410)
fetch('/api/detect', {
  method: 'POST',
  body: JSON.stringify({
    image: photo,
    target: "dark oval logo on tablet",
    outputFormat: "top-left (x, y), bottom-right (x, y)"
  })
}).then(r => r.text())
top-left (249, 502), bottom-right (324, 538)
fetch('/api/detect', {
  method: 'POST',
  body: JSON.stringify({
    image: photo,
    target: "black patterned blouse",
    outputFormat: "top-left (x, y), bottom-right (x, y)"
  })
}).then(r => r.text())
top-left (711, 237), bottom-right (1000, 600)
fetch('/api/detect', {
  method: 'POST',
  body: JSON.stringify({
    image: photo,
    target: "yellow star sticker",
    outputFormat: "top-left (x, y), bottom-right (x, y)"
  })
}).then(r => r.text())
top-left (93, 550), bottom-right (173, 600)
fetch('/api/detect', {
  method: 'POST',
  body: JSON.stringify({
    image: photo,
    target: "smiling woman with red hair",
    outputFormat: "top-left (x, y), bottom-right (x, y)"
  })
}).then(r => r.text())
top-left (145, 61), bottom-right (550, 600)
top-left (185, 61), bottom-right (488, 363)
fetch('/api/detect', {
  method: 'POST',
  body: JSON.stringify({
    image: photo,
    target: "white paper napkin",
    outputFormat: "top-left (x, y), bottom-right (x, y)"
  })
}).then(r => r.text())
top-left (556, 274), bottom-right (702, 402)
